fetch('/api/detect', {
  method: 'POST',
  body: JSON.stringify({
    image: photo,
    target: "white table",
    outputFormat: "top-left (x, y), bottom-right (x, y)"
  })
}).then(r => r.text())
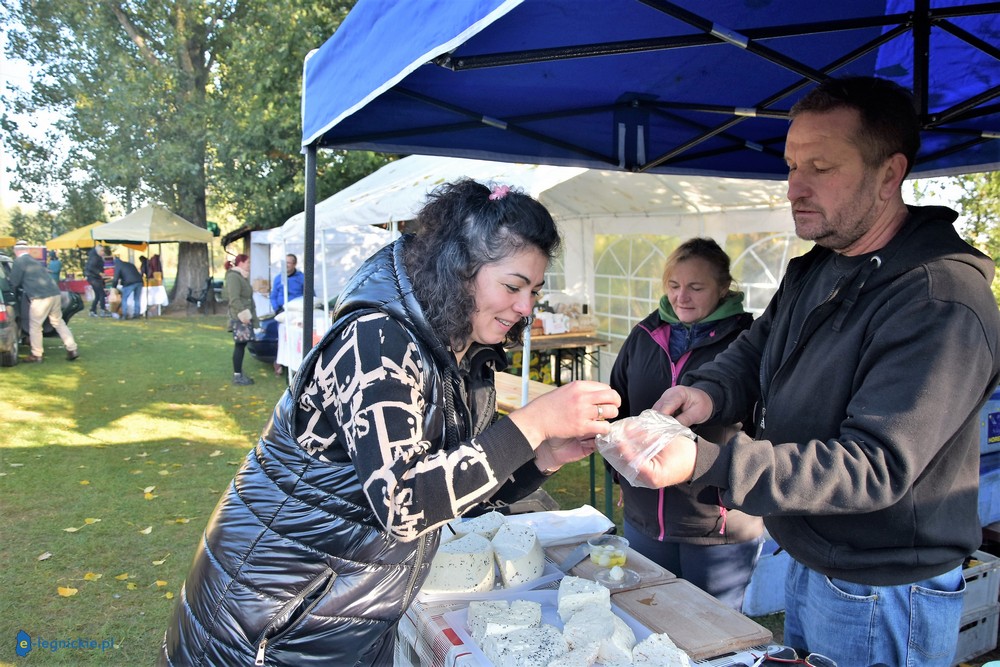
top-left (140, 286), bottom-right (169, 315)
top-left (276, 308), bottom-right (331, 371)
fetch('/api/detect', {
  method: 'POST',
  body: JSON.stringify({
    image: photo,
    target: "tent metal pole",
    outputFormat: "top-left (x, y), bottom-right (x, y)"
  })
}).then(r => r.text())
top-left (303, 144), bottom-right (317, 355)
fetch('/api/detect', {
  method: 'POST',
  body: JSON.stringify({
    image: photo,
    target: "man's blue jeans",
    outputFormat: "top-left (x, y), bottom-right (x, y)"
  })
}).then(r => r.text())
top-left (121, 282), bottom-right (142, 318)
top-left (783, 557), bottom-right (965, 667)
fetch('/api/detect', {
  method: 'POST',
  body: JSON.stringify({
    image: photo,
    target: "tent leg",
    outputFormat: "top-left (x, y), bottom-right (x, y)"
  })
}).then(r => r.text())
top-left (302, 144), bottom-right (317, 354)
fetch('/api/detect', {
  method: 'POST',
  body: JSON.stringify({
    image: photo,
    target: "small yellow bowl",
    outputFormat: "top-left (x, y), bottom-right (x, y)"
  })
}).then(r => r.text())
top-left (587, 534), bottom-right (629, 568)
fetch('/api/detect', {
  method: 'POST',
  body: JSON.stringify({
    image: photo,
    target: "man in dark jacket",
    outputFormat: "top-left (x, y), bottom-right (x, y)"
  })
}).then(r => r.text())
top-left (609, 77), bottom-right (1000, 665)
top-left (112, 257), bottom-right (144, 320)
top-left (10, 242), bottom-right (79, 362)
top-left (84, 244), bottom-right (108, 317)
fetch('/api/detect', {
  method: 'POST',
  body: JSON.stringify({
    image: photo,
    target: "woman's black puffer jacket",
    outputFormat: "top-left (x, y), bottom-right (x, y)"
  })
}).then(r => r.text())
top-left (159, 238), bottom-right (542, 666)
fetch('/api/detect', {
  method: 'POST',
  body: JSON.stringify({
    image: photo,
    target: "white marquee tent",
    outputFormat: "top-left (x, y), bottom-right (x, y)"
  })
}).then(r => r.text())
top-left (277, 154), bottom-right (794, 306)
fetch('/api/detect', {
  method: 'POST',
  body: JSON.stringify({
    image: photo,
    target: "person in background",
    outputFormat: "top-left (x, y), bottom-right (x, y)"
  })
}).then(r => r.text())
top-left (269, 253), bottom-right (305, 376)
top-left (269, 253), bottom-right (304, 315)
top-left (223, 253), bottom-right (257, 386)
top-left (159, 179), bottom-right (622, 666)
top-left (607, 76), bottom-right (1000, 665)
top-left (10, 241), bottom-right (79, 362)
top-left (84, 243), bottom-right (108, 317)
top-left (608, 237), bottom-right (762, 611)
top-left (47, 250), bottom-right (62, 285)
top-left (112, 256), bottom-right (144, 320)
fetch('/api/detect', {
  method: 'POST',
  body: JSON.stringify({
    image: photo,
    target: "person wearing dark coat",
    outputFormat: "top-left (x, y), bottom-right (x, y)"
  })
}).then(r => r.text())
top-left (158, 180), bottom-right (622, 666)
top-left (84, 244), bottom-right (108, 316)
top-left (111, 257), bottom-right (144, 320)
top-left (609, 238), bottom-right (762, 612)
top-left (10, 242), bottom-right (79, 362)
top-left (605, 76), bottom-right (1000, 666)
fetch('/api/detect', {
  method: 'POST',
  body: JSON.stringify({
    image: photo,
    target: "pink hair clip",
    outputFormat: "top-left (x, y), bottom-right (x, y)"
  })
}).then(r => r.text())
top-left (488, 184), bottom-right (511, 201)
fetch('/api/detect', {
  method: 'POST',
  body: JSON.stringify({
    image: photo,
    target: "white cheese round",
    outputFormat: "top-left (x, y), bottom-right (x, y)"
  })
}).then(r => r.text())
top-left (421, 533), bottom-right (495, 594)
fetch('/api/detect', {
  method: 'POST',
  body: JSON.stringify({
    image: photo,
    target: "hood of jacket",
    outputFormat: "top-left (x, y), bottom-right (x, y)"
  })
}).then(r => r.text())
top-left (334, 235), bottom-right (454, 371)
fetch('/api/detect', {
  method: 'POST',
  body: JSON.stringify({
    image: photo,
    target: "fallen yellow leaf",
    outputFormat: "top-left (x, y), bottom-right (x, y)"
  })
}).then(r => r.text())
top-left (173, 518), bottom-right (190, 524)
top-left (57, 586), bottom-right (78, 597)
top-left (83, 518), bottom-right (101, 525)
top-left (143, 486), bottom-right (156, 493)
top-left (157, 470), bottom-right (170, 476)
top-left (155, 580), bottom-right (167, 587)
top-left (152, 554), bottom-right (170, 566)
top-left (37, 552), bottom-right (52, 561)
top-left (209, 450), bottom-right (222, 457)
top-left (63, 527), bottom-right (80, 533)
top-left (83, 572), bottom-right (102, 581)
top-left (126, 582), bottom-right (138, 590)
top-left (79, 480), bottom-right (90, 485)
top-left (122, 456), bottom-right (132, 461)
top-left (144, 492), bottom-right (157, 500)
top-left (164, 591), bottom-right (174, 599)
top-left (139, 526), bottom-right (153, 535)
top-left (137, 452), bottom-right (148, 458)
top-left (114, 573), bottom-right (130, 580)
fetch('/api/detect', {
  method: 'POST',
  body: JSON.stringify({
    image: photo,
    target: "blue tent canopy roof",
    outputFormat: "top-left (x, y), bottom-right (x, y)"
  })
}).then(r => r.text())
top-left (302, 0), bottom-right (1000, 179)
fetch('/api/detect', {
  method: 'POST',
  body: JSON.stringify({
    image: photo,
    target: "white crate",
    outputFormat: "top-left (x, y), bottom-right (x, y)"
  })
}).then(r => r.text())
top-left (742, 539), bottom-right (791, 616)
top-left (963, 549), bottom-right (1000, 616)
top-left (953, 603), bottom-right (999, 665)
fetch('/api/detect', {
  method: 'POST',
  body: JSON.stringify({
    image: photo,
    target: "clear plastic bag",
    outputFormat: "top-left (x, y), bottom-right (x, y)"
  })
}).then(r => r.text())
top-left (596, 409), bottom-right (695, 488)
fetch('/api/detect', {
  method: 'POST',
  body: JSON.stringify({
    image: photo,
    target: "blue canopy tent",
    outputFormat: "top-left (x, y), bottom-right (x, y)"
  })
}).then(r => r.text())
top-left (297, 0), bottom-right (999, 344)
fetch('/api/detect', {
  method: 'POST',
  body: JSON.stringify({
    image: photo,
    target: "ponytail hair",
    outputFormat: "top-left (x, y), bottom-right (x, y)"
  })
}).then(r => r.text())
top-left (225, 254), bottom-right (249, 271)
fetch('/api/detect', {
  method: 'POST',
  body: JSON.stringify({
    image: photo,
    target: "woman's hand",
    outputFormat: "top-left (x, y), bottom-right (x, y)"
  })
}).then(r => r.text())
top-left (506, 380), bottom-right (621, 447)
top-left (532, 436), bottom-right (597, 475)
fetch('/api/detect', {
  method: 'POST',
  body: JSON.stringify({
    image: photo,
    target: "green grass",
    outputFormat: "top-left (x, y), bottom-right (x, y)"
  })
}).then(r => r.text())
top-left (0, 313), bottom-right (286, 665)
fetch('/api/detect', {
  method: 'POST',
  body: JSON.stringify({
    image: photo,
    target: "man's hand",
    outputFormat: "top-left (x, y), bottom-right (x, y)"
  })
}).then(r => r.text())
top-left (652, 386), bottom-right (713, 427)
top-left (610, 433), bottom-right (698, 487)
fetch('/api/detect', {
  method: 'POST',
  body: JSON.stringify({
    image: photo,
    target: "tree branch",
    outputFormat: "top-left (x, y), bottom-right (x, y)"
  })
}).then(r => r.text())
top-left (106, 3), bottom-right (162, 69)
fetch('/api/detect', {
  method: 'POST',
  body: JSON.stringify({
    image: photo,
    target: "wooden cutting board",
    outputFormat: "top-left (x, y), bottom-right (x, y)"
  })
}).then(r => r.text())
top-left (544, 542), bottom-right (676, 593)
top-left (612, 579), bottom-right (772, 661)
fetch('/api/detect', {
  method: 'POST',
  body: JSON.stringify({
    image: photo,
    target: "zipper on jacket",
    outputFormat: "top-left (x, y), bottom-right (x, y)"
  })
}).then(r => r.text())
top-left (400, 533), bottom-right (429, 611)
top-left (253, 566), bottom-right (335, 666)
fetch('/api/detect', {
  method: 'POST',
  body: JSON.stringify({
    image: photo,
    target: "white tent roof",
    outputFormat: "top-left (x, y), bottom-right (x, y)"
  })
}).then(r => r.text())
top-left (278, 155), bottom-right (794, 302)
top-left (279, 155), bottom-right (791, 241)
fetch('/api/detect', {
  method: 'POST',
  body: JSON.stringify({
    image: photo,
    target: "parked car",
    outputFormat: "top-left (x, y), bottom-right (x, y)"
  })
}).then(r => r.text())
top-left (0, 251), bottom-right (85, 367)
top-left (0, 252), bottom-right (19, 366)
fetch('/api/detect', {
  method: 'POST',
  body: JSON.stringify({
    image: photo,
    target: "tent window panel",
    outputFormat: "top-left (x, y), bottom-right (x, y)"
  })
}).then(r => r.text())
top-left (545, 250), bottom-right (566, 294)
top-left (594, 235), bottom-right (676, 355)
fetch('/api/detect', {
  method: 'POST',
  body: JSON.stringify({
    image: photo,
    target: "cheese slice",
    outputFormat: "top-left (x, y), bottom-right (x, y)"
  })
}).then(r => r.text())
top-left (449, 510), bottom-right (507, 540)
top-left (482, 623), bottom-right (568, 667)
top-left (467, 599), bottom-right (542, 643)
top-left (491, 523), bottom-right (545, 588)
top-left (632, 632), bottom-right (692, 667)
top-left (556, 575), bottom-right (611, 622)
top-left (548, 641), bottom-right (600, 667)
top-left (562, 605), bottom-right (636, 664)
top-left (420, 533), bottom-right (495, 594)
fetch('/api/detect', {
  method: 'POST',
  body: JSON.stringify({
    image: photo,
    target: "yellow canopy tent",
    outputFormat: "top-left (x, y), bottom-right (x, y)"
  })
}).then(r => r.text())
top-left (47, 223), bottom-right (146, 251)
top-left (0, 236), bottom-right (16, 248)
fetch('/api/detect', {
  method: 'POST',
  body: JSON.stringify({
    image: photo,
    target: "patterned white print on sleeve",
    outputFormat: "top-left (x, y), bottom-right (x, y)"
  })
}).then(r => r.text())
top-left (295, 312), bottom-right (503, 541)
